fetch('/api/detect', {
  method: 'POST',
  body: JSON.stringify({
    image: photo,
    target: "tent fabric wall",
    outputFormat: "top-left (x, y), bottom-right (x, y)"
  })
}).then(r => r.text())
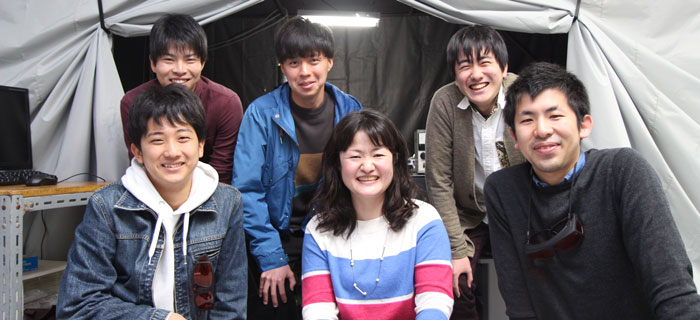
top-left (399, 0), bottom-right (700, 288)
top-left (0, 0), bottom-right (261, 183)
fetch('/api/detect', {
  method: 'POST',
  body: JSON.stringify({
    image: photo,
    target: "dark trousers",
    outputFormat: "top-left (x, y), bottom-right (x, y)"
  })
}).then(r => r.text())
top-left (450, 222), bottom-right (489, 320)
top-left (246, 233), bottom-right (303, 320)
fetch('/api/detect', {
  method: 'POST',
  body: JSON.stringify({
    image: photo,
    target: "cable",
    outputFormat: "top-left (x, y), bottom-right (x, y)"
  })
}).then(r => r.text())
top-left (319, 0), bottom-right (338, 10)
top-left (208, 0), bottom-right (288, 51)
top-left (209, 11), bottom-right (286, 51)
top-left (500, 31), bottom-right (537, 63)
top-left (58, 173), bottom-right (107, 183)
top-left (40, 210), bottom-right (47, 259)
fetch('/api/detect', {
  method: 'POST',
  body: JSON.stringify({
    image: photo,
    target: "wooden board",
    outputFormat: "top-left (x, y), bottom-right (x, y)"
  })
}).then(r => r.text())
top-left (0, 181), bottom-right (110, 197)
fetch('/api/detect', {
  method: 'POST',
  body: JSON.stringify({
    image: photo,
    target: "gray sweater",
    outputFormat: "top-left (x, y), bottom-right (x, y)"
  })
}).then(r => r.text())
top-left (485, 148), bottom-right (700, 320)
top-left (425, 74), bottom-right (524, 259)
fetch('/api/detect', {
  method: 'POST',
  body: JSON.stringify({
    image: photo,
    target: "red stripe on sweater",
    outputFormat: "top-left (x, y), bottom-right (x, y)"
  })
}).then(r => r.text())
top-left (302, 273), bottom-right (335, 306)
top-left (415, 263), bottom-right (453, 298)
top-left (337, 298), bottom-right (416, 319)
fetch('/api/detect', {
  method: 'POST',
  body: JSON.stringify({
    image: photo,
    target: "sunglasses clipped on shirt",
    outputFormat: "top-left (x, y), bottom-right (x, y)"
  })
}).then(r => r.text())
top-left (525, 163), bottom-right (584, 261)
top-left (525, 213), bottom-right (584, 260)
top-left (193, 254), bottom-right (215, 310)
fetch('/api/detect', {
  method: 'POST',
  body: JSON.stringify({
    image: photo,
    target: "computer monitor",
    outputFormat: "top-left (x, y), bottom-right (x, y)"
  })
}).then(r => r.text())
top-left (0, 85), bottom-right (32, 170)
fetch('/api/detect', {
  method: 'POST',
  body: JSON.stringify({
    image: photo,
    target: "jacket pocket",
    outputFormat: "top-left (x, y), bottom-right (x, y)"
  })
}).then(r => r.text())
top-left (189, 237), bottom-right (224, 266)
top-left (261, 157), bottom-right (292, 188)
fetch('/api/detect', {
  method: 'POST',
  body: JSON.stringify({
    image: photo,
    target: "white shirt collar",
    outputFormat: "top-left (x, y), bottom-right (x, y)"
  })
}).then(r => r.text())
top-left (456, 85), bottom-right (506, 112)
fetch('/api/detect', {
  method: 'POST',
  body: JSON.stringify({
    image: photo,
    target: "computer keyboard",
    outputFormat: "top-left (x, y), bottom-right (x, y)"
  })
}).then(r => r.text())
top-left (0, 169), bottom-right (58, 186)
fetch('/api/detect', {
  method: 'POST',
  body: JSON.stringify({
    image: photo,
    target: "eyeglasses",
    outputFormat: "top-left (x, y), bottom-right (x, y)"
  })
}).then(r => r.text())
top-left (193, 255), bottom-right (214, 310)
top-left (525, 213), bottom-right (583, 260)
top-left (525, 162), bottom-right (584, 261)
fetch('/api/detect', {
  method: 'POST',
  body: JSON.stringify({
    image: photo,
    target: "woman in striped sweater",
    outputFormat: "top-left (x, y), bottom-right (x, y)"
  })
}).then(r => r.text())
top-left (302, 109), bottom-right (454, 319)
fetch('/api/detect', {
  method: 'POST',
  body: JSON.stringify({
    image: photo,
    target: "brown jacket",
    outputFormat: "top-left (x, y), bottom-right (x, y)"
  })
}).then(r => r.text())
top-left (425, 73), bottom-right (524, 259)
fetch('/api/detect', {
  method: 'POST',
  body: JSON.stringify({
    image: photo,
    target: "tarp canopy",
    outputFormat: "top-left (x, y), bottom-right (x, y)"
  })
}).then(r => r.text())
top-left (1, 0), bottom-right (698, 289)
top-left (0, 0), bottom-right (261, 183)
top-left (399, 0), bottom-right (700, 288)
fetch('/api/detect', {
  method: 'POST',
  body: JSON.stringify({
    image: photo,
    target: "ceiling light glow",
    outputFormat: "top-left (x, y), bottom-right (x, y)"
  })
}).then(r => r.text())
top-left (300, 11), bottom-right (379, 28)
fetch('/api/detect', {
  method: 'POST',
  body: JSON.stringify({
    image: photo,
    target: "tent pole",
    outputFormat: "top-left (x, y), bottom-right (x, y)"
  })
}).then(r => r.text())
top-left (97, 0), bottom-right (110, 34)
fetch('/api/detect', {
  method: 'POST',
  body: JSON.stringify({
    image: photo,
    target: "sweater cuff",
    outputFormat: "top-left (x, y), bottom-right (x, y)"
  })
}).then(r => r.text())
top-left (452, 232), bottom-right (475, 259)
top-left (451, 243), bottom-right (474, 260)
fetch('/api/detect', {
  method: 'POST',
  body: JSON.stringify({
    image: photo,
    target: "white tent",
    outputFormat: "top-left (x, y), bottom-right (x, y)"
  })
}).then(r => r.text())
top-left (1, 0), bottom-right (698, 288)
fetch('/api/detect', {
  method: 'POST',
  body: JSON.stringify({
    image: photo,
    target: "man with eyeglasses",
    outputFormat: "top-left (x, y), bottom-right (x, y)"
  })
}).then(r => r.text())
top-left (484, 62), bottom-right (700, 319)
top-left (58, 84), bottom-right (247, 319)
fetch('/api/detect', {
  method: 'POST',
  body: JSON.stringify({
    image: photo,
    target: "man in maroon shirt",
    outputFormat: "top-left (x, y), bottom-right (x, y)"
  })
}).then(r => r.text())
top-left (120, 14), bottom-right (242, 183)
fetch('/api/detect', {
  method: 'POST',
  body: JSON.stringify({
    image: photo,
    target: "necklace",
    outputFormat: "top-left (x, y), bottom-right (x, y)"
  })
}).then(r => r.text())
top-left (349, 223), bottom-right (390, 296)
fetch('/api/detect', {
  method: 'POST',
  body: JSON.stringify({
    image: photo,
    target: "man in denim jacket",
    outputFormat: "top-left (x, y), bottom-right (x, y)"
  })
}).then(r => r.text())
top-left (58, 84), bottom-right (247, 319)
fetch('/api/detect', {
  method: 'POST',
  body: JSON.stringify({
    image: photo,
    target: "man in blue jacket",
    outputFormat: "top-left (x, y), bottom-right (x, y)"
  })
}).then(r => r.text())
top-left (233, 16), bottom-right (362, 319)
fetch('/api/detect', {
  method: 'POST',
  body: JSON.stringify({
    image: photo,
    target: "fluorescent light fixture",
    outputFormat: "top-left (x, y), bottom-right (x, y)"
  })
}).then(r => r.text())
top-left (300, 11), bottom-right (379, 28)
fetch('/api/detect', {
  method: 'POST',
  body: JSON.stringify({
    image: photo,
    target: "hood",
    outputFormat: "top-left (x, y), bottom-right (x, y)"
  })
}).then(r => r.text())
top-left (121, 157), bottom-right (219, 261)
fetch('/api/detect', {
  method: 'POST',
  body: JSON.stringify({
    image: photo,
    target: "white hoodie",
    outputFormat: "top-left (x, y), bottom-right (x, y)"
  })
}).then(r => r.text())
top-left (121, 158), bottom-right (219, 312)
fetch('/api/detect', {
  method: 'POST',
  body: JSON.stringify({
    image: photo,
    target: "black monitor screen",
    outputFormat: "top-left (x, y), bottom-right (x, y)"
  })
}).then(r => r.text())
top-left (0, 85), bottom-right (32, 170)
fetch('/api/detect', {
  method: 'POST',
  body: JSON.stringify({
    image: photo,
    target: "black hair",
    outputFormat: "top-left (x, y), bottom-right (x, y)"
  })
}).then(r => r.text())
top-left (149, 14), bottom-right (208, 63)
top-left (274, 16), bottom-right (334, 63)
top-left (504, 62), bottom-right (590, 137)
top-left (313, 109), bottom-right (419, 238)
top-left (446, 24), bottom-right (508, 77)
top-left (127, 84), bottom-right (206, 150)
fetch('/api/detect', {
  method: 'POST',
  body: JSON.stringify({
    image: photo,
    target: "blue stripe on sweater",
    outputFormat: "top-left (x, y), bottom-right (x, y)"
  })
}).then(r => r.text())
top-left (303, 219), bottom-right (451, 301)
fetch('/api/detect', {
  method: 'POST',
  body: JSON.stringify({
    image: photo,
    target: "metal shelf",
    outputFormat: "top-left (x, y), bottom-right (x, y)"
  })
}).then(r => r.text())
top-left (22, 260), bottom-right (67, 281)
top-left (23, 192), bottom-right (94, 212)
top-left (1, 182), bottom-right (107, 319)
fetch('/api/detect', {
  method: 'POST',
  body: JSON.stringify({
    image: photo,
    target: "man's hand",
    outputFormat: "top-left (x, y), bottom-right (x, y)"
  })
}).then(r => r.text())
top-left (452, 256), bottom-right (472, 298)
top-left (259, 264), bottom-right (296, 308)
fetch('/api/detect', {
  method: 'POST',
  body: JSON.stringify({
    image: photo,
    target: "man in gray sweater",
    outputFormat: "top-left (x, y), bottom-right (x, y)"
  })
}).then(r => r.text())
top-left (425, 24), bottom-right (524, 319)
top-left (485, 62), bottom-right (700, 319)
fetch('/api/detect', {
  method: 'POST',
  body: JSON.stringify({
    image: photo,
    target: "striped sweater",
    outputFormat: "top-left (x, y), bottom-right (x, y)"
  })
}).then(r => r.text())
top-left (302, 200), bottom-right (454, 319)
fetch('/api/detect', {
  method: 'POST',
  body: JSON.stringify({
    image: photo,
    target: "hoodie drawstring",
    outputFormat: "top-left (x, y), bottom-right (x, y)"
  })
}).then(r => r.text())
top-left (182, 212), bottom-right (190, 265)
top-left (147, 211), bottom-right (192, 266)
top-left (148, 214), bottom-right (164, 264)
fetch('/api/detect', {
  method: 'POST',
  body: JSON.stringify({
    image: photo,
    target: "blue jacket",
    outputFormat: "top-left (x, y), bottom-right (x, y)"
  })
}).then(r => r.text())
top-left (233, 82), bottom-right (361, 272)
top-left (57, 183), bottom-right (247, 320)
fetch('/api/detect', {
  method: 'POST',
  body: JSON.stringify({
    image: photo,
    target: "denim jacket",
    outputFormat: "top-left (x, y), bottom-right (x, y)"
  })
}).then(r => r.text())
top-left (233, 82), bottom-right (361, 272)
top-left (57, 183), bottom-right (247, 320)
